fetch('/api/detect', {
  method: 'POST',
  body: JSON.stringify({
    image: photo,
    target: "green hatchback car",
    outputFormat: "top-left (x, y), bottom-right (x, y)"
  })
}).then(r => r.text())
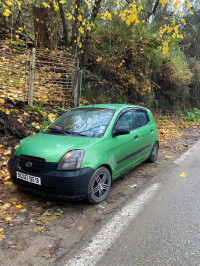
top-left (8, 104), bottom-right (159, 204)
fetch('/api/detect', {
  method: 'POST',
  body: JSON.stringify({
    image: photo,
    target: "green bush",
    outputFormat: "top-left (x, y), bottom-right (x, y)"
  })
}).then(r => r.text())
top-left (185, 108), bottom-right (200, 121)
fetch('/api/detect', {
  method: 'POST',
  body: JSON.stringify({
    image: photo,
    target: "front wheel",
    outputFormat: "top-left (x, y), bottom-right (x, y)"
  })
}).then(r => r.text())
top-left (148, 142), bottom-right (159, 163)
top-left (87, 167), bottom-right (112, 204)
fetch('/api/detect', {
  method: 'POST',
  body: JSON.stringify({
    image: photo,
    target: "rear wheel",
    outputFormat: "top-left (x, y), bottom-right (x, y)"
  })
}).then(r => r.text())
top-left (148, 142), bottom-right (159, 162)
top-left (87, 167), bottom-right (111, 204)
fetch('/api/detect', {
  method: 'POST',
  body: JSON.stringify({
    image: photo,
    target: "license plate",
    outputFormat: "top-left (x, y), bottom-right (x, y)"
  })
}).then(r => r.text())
top-left (16, 171), bottom-right (41, 185)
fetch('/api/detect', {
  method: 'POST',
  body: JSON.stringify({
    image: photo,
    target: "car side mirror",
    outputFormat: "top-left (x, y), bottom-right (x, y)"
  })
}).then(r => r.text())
top-left (113, 126), bottom-right (130, 137)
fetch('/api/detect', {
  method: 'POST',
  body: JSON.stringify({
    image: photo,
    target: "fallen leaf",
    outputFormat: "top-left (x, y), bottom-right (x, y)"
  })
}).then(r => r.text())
top-left (0, 228), bottom-right (5, 241)
top-left (41, 248), bottom-right (51, 259)
top-left (180, 172), bottom-right (186, 178)
top-left (165, 155), bottom-right (172, 159)
top-left (28, 212), bottom-right (38, 218)
top-left (12, 241), bottom-right (26, 250)
top-left (34, 226), bottom-right (47, 233)
top-left (78, 226), bottom-right (83, 231)
top-left (12, 217), bottom-right (24, 226)
top-left (5, 217), bottom-right (12, 222)
top-left (0, 99), bottom-right (5, 104)
top-left (4, 150), bottom-right (11, 155)
top-left (4, 182), bottom-right (13, 185)
top-left (1, 203), bottom-right (11, 210)
top-left (16, 204), bottom-right (22, 208)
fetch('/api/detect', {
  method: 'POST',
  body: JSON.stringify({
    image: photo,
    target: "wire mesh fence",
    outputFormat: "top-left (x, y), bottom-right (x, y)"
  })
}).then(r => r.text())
top-left (33, 48), bottom-right (78, 106)
top-left (0, 40), bottom-right (79, 107)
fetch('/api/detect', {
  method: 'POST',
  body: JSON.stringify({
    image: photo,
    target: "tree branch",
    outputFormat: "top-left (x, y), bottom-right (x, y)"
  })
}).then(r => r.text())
top-left (146, 0), bottom-right (160, 20)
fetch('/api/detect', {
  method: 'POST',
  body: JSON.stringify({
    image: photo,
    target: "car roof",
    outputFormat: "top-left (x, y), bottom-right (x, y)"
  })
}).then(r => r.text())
top-left (75, 104), bottom-right (146, 111)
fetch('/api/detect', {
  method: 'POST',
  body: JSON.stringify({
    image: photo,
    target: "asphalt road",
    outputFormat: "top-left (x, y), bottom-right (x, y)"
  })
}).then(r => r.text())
top-left (95, 140), bottom-right (200, 266)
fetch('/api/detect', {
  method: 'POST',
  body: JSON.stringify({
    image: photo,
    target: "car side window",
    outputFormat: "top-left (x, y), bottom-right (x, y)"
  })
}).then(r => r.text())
top-left (135, 110), bottom-right (150, 128)
top-left (115, 110), bottom-right (135, 131)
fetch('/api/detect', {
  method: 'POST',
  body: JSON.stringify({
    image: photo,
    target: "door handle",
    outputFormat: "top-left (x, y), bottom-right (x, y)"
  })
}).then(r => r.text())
top-left (151, 129), bottom-right (154, 133)
top-left (134, 135), bottom-right (139, 140)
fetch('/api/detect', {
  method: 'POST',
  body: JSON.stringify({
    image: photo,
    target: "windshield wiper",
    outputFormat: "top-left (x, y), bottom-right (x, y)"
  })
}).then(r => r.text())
top-left (47, 127), bottom-right (69, 136)
top-left (68, 131), bottom-right (88, 137)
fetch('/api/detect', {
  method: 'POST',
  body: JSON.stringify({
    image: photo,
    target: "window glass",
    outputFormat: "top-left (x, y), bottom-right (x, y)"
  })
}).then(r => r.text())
top-left (45, 108), bottom-right (115, 138)
top-left (115, 110), bottom-right (135, 130)
top-left (135, 110), bottom-right (150, 127)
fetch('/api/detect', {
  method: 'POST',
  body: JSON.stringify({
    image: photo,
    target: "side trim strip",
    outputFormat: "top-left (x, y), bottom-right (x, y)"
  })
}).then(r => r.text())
top-left (117, 144), bottom-right (150, 164)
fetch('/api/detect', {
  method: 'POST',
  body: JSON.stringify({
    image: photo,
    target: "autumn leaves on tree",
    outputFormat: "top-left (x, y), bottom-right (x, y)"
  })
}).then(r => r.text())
top-left (1, 0), bottom-right (193, 66)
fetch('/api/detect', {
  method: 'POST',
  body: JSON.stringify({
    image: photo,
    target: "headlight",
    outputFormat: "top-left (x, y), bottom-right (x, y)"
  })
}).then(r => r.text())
top-left (11, 144), bottom-right (20, 159)
top-left (57, 150), bottom-right (84, 170)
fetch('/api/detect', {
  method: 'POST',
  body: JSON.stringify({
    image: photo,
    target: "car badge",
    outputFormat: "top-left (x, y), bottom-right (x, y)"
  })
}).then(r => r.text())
top-left (25, 162), bottom-right (33, 168)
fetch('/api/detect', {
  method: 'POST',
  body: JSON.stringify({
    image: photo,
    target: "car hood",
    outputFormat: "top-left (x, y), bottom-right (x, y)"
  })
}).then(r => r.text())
top-left (16, 133), bottom-right (101, 163)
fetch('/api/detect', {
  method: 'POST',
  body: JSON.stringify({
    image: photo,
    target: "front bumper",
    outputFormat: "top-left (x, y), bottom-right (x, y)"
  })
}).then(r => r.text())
top-left (8, 157), bottom-right (95, 201)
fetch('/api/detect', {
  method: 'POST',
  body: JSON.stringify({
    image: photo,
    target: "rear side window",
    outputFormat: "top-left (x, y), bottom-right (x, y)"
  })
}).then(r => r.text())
top-left (135, 110), bottom-right (150, 128)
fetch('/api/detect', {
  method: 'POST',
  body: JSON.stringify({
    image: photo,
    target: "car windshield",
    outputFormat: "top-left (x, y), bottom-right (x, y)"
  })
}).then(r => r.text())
top-left (45, 108), bottom-right (115, 138)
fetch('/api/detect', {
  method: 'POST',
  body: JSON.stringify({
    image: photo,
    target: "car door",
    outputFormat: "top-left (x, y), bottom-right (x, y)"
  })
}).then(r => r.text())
top-left (111, 109), bottom-right (142, 178)
top-left (133, 108), bottom-right (154, 160)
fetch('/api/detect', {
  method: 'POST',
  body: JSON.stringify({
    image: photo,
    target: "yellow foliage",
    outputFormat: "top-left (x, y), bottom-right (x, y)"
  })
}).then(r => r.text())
top-left (78, 15), bottom-right (82, 21)
top-left (87, 24), bottom-right (92, 31)
top-left (102, 12), bottom-right (112, 21)
top-left (3, 9), bottom-right (11, 17)
top-left (186, 4), bottom-right (191, 10)
top-left (162, 41), bottom-right (169, 55)
top-left (160, 0), bottom-right (168, 7)
top-left (181, 19), bottom-right (186, 25)
top-left (96, 57), bottom-right (103, 62)
top-left (79, 26), bottom-right (84, 34)
top-left (84, 0), bottom-right (91, 8)
top-left (138, 6), bottom-right (143, 12)
top-left (43, 3), bottom-right (50, 8)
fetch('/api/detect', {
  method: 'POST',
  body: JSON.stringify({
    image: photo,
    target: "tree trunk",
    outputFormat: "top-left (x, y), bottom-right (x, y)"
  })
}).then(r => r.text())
top-left (57, 0), bottom-right (69, 46)
top-left (33, 7), bottom-right (50, 48)
top-left (71, 0), bottom-right (81, 54)
top-left (81, 0), bottom-right (102, 67)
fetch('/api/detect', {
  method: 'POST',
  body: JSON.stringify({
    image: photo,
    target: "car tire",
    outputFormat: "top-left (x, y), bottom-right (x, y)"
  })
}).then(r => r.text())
top-left (87, 167), bottom-right (112, 204)
top-left (148, 142), bottom-right (159, 163)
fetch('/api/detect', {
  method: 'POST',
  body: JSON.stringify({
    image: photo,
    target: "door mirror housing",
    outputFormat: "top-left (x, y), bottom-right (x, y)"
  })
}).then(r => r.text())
top-left (113, 126), bottom-right (130, 137)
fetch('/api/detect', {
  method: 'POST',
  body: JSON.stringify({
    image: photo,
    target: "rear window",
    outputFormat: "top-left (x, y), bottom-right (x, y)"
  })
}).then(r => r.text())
top-left (135, 110), bottom-right (150, 127)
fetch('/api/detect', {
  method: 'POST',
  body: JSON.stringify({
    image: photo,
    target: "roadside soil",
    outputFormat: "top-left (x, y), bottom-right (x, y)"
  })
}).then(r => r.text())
top-left (0, 128), bottom-right (200, 266)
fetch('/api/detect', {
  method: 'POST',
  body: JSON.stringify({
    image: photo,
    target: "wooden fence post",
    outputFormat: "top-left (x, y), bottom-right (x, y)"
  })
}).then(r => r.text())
top-left (28, 47), bottom-right (36, 106)
top-left (74, 70), bottom-right (82, 107)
